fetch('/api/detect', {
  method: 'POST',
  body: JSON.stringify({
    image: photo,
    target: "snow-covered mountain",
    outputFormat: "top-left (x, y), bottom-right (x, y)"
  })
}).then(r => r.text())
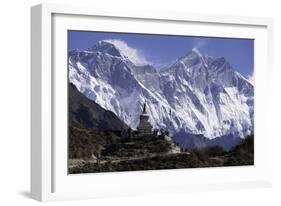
top-left (69, 40), bottom-right (254, 149)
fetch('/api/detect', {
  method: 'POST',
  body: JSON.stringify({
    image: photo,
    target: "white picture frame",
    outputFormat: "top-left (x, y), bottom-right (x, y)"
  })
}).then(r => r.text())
top-left (31, 3), bottom-right (274, 202)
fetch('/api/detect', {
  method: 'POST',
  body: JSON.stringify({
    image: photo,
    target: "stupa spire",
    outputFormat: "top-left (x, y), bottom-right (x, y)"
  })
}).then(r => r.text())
top-left (137, 100), bottom-right (153, 136)
top-left (143, 100), bottom-right (147, 114)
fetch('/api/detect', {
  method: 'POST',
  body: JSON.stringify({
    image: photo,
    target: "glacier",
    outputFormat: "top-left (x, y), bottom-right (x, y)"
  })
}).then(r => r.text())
top-left (68, 40), bottom-right (254, 149)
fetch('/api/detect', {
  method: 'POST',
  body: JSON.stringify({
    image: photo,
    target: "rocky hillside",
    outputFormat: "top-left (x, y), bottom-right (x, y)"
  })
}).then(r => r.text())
top-left (69, 83), bottom-right (128, 131)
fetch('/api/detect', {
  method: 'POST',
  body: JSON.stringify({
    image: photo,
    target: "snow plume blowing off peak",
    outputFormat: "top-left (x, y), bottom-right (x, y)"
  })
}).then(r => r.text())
top-left (102, 39), bottom-right (151, 66)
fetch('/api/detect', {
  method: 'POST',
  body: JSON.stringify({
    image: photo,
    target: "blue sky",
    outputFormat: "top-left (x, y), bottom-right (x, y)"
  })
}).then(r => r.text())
top-left (68, 30), bottom-right (254, 77)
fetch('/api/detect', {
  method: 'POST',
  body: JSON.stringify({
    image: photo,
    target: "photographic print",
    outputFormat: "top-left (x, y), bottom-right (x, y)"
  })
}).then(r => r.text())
top-left (68, 31), bottom-right (254, 174)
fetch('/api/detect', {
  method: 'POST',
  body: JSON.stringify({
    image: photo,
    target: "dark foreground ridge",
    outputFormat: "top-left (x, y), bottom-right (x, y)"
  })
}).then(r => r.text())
top-left (69, 126), bottom-right (254, 174)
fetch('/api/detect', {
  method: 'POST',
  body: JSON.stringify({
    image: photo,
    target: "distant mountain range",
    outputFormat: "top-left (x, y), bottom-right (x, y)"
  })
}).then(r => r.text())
top-left (68, 40), bottom-right (254, 150)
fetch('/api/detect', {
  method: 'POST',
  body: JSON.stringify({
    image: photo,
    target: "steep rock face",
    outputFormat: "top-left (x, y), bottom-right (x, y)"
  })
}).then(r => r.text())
top-left (69, 40), bottom-right (254, 149)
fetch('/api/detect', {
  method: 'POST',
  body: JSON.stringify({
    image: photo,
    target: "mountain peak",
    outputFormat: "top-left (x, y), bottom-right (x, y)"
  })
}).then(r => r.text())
top-left (191, 47), bottom-right (202, 55)
top-left (182, 48), bottom-right (204, 60)
top-left (89, 39), bottom-right (151, 66)
top-left (173, 48), bottom-right (205, 68)
top-left (88, 40), bottom-right (122, 57)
